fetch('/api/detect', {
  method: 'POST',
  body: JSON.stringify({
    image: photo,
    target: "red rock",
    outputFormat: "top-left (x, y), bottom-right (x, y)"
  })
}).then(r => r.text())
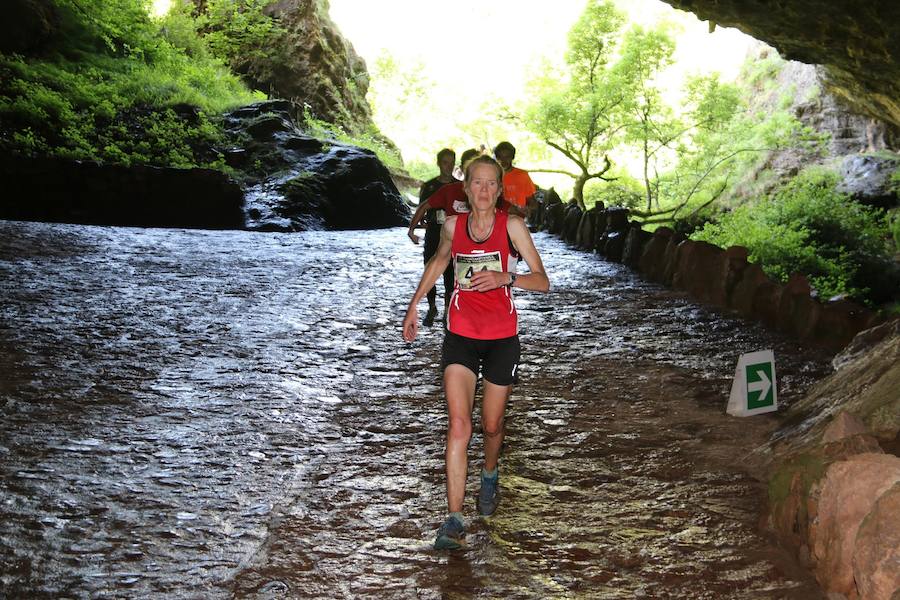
top-left (815, 299), bottom-right (874, 351)
top-left (725, 245), bottom-right (749, 261)
top-left (853, 482), bottom-right (900, 600)
top-left (753, 280), bottom-right (784, 327)
top-left (638, 227), bottom-right (673, 281)
top-left (730, 263), bottom-right (770, 318)
top-left (811, 453), bottom-right (900, 596)
top-left (660, 233), bottom-right (686, 286)
top-left (823, 412), bottom-right (870, 443)
top-left (672, 240), bottom-right (730, 306)
top-left (777, 273), bottom-right (813, 334)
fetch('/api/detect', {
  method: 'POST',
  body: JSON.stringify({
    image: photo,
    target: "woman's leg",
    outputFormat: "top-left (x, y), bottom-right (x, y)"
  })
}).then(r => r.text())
top-left (443, 364), bottom-right (477, 513)
top-left (481, 381), bottom-right (511, 471)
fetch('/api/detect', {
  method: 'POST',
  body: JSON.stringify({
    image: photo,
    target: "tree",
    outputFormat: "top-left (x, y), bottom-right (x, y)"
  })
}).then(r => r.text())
top-left (615, 25), bottom-right (678, 212)
top-left (632, 73), bottom-right (745, 224)
top-left (522, 0), bottom-right (626, 210)
top-left (627, 70), bottom-right (818, 227)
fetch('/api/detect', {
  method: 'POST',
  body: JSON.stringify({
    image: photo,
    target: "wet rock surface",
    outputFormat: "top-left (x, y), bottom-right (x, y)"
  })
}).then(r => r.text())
top-left (225, 101), bottom-right (410, 233)
top-left (0, 221), bottom-right (833, 598)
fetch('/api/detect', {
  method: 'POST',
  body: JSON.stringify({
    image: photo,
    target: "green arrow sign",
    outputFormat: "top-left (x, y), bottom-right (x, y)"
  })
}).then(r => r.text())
top-left (728, 350), bottom-right (778, 417)
top-left (746, 361), bottom-right (774, 409)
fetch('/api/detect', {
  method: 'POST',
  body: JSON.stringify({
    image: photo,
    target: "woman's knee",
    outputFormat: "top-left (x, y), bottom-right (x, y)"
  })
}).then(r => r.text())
top-left (482, 418), bottom-right (504, 438)
top-left (447, 416), bottom-right (472, 442)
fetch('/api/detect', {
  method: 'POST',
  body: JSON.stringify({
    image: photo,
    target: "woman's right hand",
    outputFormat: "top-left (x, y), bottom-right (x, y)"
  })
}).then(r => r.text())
top-left (402, 305), bottom-right (418, 342)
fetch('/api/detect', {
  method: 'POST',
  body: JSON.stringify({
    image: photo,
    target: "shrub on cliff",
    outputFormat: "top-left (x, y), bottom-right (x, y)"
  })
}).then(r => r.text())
top-left (0, 0), bottom-right (261, 167)
top-left (693, 167), bottom-right (898, 306)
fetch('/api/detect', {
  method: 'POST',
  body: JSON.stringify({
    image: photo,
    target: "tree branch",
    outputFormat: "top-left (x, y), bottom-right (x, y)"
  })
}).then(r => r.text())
top-left (527, 168), bottom-right (578, 178)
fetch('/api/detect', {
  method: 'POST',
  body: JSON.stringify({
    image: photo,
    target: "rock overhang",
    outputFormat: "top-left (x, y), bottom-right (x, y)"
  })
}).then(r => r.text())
top-left (657, 0), bottom-right (900, 130)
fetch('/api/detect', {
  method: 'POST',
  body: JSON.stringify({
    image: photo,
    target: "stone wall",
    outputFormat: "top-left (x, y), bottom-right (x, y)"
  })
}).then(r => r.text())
top-left (0, 153), bottom-right (245, 230)
top-left (531, 195), bottom-right (882, 351)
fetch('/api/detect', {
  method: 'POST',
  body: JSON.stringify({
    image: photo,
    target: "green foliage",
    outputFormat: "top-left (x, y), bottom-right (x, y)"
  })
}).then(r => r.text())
top-left (53, 0), bottom-right (159, 59)
top-left (565, 0), bottom-right (625, 89)
top-left (693, 167), bottom-right (896, 305)
top-left (890, 167), bottom-right (900, 196)
top-left (523, 0), bottom-right (627, 208)
top-left (888, 208), bottom-right (900, 251)
top-left (616, 24), bottom-right (678, 211)
top-left (405, 159), bottom-right (437, 182)
top-left (366, 50), bottom-right (437, 159)
top-left (199, 0), bottom-right (286, 67)
top-left (369, 52), bottom-right (431, 113)
top-left (740, 50), bottom-right (785, 91)
top-left (583, 173), bottom-right (642, 210)
top-left (0, 0), bottom-right (263, 168)
top-left (645, 62), bottom-right (827, 228)
top-left (302, 108), bottom-right (404, 173)
top-left (157, 2), bottom-right (210, 59)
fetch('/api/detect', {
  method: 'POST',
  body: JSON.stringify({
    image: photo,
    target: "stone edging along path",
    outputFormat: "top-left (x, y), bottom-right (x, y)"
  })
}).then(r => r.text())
top-left (532, 195), bottom-right (882, 351)
top-left (531, 195), bottom-right (900, 599)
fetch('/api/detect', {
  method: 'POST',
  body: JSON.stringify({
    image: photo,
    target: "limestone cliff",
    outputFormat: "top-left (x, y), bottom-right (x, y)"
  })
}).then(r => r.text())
top-left (219, 0), bottom-right (374, 132)
top-left (730, 45), bottom-right (899, 207)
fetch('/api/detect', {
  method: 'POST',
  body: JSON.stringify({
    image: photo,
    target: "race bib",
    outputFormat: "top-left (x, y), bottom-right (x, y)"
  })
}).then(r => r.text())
top-left (455, 251), bottom-right (502, 291)
top-left (452, 200), bottom-right (470, 214)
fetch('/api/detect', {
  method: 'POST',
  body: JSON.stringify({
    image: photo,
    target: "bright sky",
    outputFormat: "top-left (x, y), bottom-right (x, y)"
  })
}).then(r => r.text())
top-left (331, 0), bottom-right (586, 102)
top-left (330, 0), bottom-right (756, 102)
top-left (151, 0), bottom-right (169, 17)
top-left (330, 0), bottom-right (760, 175)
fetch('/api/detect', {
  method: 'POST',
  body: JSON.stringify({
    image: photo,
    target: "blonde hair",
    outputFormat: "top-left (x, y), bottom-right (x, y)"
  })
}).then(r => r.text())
top-left (463, 154), bottom-right (503, 185)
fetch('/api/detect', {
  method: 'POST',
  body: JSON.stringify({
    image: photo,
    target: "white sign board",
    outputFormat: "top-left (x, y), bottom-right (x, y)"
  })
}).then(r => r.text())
top-left (727, 350), bottom-right (778, 417)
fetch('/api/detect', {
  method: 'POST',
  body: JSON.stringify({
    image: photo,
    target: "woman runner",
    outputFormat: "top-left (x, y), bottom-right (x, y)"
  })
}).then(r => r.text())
top-left (402, 154), bottom-right (550, 550)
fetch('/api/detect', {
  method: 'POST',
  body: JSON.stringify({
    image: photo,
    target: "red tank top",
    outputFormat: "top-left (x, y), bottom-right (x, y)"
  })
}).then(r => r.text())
top-left (447, 211), bottom-right (519, 340)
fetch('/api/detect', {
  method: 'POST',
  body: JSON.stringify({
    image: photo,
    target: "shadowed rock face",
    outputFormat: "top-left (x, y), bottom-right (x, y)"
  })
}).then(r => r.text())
top-left (225, 101), bottom-right (410, 232)
top-left (658, 0), bottom-right (900, 129)
top-left (0, 0), bottom-right (56, 54)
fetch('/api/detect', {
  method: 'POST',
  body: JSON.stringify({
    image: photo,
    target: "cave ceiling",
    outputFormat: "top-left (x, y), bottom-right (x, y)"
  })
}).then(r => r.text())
top-left (658, 0), bottom-right (900, 130)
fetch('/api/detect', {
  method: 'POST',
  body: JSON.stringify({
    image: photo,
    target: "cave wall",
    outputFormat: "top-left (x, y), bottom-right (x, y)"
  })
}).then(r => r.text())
top-left (250, 0), bottom-right (374, 131)
top-left (659, 0), bottom-right (900, 130)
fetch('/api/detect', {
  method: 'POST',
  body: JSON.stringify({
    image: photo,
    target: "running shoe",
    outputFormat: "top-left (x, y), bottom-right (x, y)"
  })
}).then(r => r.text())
top-left (433, 515), bottom-right (465, 550)
top-left (422, 306), bottom-right (438, 327)
top-left (478, 469), bottom-right (500, 516)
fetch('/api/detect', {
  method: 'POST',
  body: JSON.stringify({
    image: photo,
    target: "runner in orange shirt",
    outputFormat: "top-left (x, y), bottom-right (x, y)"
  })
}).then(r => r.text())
top-left (494, 141), bottom-right (536, 219)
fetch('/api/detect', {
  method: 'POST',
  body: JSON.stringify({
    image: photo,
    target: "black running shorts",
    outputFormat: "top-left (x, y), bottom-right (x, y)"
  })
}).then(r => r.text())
top-left (441, 331), bottom-right (520, 386)
top-left (423, 226), bottom-right (441, 263)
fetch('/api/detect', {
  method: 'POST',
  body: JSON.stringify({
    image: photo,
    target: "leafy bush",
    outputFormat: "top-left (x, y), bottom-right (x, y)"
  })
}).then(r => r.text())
top-left (0, 0), bottom-right (263, 168)
top-left (693, 167), bottom-right (897, 305)
top-left (404, 159), bottom-right (436, 182)
top-left (889, 208), bottom-right (900, 252)
top-left (583, 175), bottom-right (642, 210)
top-left (199, 0), bottom-right (286, 67)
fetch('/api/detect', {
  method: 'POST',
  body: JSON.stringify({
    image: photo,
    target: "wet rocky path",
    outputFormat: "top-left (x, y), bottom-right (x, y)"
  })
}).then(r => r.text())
top-left (0, 222), bottom-right (831, 598)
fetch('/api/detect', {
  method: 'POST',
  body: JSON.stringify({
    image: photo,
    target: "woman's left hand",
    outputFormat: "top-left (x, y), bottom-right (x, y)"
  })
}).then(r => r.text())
top-left (469, 270), bottom-right (509, 292)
